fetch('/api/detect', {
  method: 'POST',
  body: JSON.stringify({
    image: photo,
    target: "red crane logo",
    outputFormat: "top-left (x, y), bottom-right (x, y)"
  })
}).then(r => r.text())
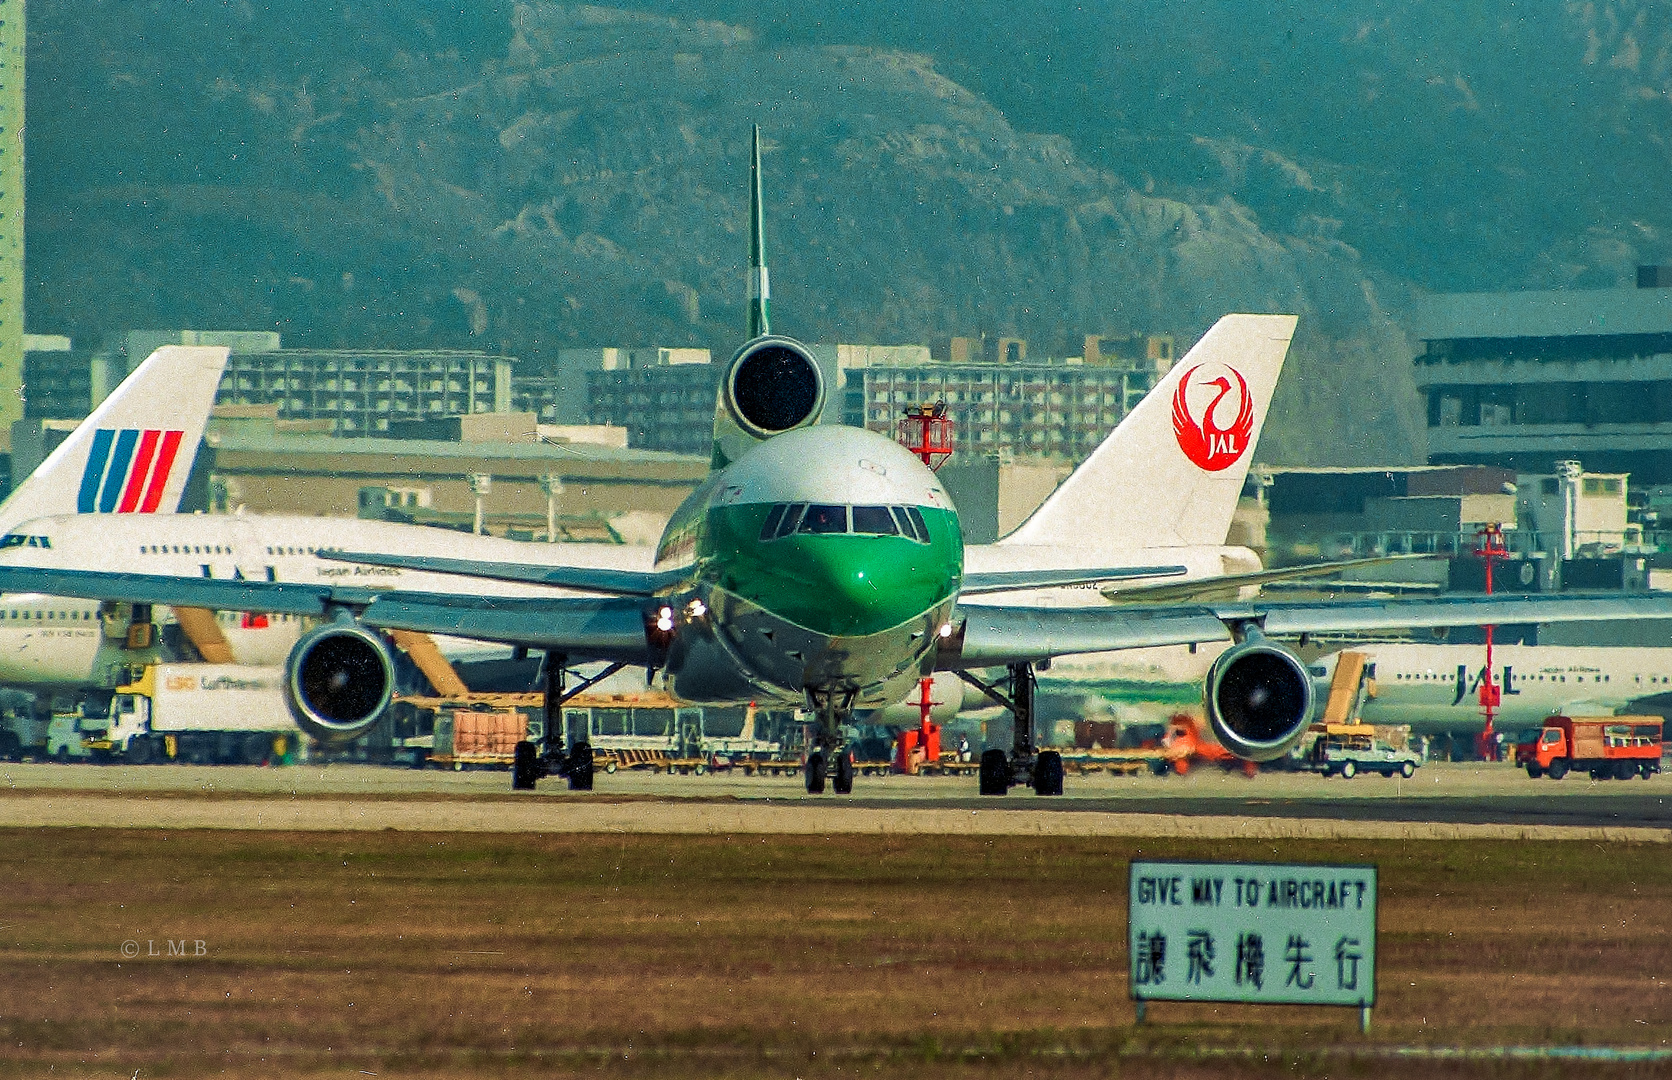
top-left (1171, 364), bottom-right (1254, 472)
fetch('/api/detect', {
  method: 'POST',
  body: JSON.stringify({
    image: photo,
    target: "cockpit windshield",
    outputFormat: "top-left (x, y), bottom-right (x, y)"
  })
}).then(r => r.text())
top-left (850, 506), bottom-right (898, 535)
top-left (758, 503), bottom-right (929, 543)
top-left (0, 533), bottom-right (49, 549)
top-left (801, 504), bottom-right (847, 534)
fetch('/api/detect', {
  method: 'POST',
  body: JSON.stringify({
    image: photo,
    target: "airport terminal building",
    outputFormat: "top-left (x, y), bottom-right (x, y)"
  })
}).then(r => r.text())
top-left (1415, 275), bottom-right (1672, 484)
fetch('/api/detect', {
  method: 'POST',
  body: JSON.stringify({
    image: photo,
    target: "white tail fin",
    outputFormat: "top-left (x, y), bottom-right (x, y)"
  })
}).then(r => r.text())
top-left (1000, 313), bottom-right (1297, 549)
top-left (0, 346), bottom-right (230, 533)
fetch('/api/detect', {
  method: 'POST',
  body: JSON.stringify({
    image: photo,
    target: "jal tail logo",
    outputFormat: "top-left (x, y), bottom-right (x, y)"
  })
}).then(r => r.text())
top-left (75, 428), bottom-right (186, 513)
top-left (1171, 363), bottom-right (1253, 472)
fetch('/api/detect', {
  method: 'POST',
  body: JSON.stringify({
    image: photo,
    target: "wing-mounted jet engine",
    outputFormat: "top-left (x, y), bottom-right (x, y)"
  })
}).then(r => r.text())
top-left (1204, 633), bottom-right (1316, 761)
top-left (282, 618), bottom-right (395, 745)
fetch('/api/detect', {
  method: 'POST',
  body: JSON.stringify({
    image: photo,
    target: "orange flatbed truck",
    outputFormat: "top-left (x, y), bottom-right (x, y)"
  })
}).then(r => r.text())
top-left (1515, 715), bottom-right (1663, 781)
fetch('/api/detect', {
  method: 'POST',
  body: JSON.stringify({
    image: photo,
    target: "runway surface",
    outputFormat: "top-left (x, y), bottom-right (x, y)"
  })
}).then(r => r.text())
top-left (0, 760), bottom-right (1666, 839)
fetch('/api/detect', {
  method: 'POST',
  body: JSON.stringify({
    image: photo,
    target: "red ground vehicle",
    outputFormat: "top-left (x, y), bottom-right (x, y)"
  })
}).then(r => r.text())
top-left (1156, 714), bottom-right (1258, 777)
top-left (1515, 715), bottom-right (1663, 780)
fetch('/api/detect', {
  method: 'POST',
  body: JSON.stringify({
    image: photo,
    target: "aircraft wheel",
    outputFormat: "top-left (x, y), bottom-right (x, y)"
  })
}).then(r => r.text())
top-left (567, 742), bottom-right (594, 791)
top-left (805, 752), bottom-right (827, 795)
top-left (833, 752), bottom-right (854, 795)
top-left (978, 749), bottom-right (1009, 796)
top-left (1033, 750), bottom-right (1065, 796)
top-left (1547, 759), bottom-right (1569, 780)
top-left (512, 740), bottom-right (539, 790)
top-left (1340, 760), bottom-right (1357, 779)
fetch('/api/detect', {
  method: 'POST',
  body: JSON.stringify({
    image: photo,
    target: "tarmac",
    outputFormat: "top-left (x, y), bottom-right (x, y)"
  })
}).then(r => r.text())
top-left (0, 760), bottom-right (1666, 840)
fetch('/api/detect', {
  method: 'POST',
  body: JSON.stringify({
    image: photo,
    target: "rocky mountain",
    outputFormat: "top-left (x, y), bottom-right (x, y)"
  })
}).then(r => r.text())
top-left (29, 3), bottom-right (1666, 466)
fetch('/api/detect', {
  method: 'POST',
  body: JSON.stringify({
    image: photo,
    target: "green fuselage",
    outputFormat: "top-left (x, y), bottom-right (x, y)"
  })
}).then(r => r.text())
top-left (651, 425), bottom-right (963, 708)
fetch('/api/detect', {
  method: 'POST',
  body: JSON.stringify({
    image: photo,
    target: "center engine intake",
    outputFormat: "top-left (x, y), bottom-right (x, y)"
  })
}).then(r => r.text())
top-left (283, 619), bottom-right (396, 745)
top-left (1204, 635), bottom-right (1316, 761)
top-left (712, 336), bottom-right (825, 464)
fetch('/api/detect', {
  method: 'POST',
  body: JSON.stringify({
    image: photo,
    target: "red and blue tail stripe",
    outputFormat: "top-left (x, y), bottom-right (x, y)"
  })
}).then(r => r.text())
top-left (76, 428), bottom-right (185, 514)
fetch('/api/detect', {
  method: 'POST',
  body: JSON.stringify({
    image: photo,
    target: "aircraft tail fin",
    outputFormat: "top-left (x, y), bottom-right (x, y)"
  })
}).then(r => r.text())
top-left (999, 313), bottom-right (1297, 549)
top-left (710, 125), bottom-right (826, 467)
top-left (0, 345), bottom-right (230, 533)
top-left (747, 123), bottom-right (770, 339)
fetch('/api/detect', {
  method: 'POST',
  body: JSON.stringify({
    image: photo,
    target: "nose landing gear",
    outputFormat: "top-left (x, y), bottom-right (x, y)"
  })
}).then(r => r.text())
top-left (801, 746), bottom-right (856, 795)
top-left (804, 687), bottom-right (858, 795)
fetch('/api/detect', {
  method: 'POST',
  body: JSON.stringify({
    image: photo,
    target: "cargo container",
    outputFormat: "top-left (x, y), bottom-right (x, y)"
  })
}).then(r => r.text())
top-left (429, 705), bottom-right (527, 769)
top-left (1515, 715), bottom-right (1662, 780)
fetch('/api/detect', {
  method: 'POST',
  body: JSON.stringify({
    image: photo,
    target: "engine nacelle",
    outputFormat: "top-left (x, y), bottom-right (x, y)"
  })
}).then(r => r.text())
top-left (1204, 636), bottom-right (1316, 761)
top-left (283, 620), bottom-right (395, 745)
top-left (711, 335), bottom-right (826, 465)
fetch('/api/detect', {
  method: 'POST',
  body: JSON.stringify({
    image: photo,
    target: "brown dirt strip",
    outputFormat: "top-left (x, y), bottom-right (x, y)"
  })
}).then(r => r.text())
top-left (0, 830), bottom-right (1667, 1079)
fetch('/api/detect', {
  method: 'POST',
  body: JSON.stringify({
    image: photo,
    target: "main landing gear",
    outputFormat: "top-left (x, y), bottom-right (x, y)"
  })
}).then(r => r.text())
top-left (803, 687), bottom-right (857, 795)
top-left (512, 651), bottom-right (625, 792)
top-left (957, 662), bottom-right (1063, 797)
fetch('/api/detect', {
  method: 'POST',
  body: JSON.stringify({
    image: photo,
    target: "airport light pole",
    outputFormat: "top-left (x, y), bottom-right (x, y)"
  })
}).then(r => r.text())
top-left (1476, 523), bottom-right (1506, 762)
top-left (469, 473), bottom-right (493, 536)
top-left (540, 474), bottom-right (563, 543)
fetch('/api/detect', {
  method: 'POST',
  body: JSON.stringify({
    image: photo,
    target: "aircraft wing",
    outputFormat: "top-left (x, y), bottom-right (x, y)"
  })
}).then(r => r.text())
top-left (322, 551), bottom-right (682, 596)
top-left (330, 552), bottom-right (1191, 597)
top-left (1098, 555), bottom-right (1435, 604)
top-left (960, 565), bottom-right (1187, 595)
top-left (0, 566), bottom-right (654, 662)
top-left (948, 591), bottom-right (1672, 667)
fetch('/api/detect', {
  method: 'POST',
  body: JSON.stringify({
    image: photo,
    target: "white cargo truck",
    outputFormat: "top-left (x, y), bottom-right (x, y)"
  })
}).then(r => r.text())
top-left (87, 664), bottom-right (300, 765)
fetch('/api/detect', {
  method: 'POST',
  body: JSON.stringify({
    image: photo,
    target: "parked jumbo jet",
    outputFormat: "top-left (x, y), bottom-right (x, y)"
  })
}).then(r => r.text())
top-left (0, 345), bottom-right (303, 693)
top-left (3, 127), bottom-right (1672, 797)
top-left (1317, 642), bottom-right (1672, 732)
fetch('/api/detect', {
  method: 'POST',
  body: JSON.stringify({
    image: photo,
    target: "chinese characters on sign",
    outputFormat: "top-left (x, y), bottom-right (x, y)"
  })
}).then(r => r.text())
top-left (1128, 861), bottom-right (1377, 1007)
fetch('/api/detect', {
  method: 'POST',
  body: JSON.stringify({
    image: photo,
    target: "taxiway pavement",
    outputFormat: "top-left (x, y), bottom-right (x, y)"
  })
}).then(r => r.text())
top-left (0, 761), bottom-right (1665, 840)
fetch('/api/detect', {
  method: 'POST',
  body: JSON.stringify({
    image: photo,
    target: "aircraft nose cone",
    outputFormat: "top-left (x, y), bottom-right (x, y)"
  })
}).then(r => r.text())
top-left (771, 538), bottom-right (953, 638)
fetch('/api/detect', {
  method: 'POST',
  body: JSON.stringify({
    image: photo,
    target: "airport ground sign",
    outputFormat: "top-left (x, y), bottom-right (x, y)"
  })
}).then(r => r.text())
top-left (1128, 860), bottom-right (1377, 1017)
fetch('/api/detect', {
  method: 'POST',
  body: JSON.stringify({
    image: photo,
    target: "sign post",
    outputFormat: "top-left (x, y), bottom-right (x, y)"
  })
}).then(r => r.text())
top-left (1129, 860), bottom-right (1377, 1031)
